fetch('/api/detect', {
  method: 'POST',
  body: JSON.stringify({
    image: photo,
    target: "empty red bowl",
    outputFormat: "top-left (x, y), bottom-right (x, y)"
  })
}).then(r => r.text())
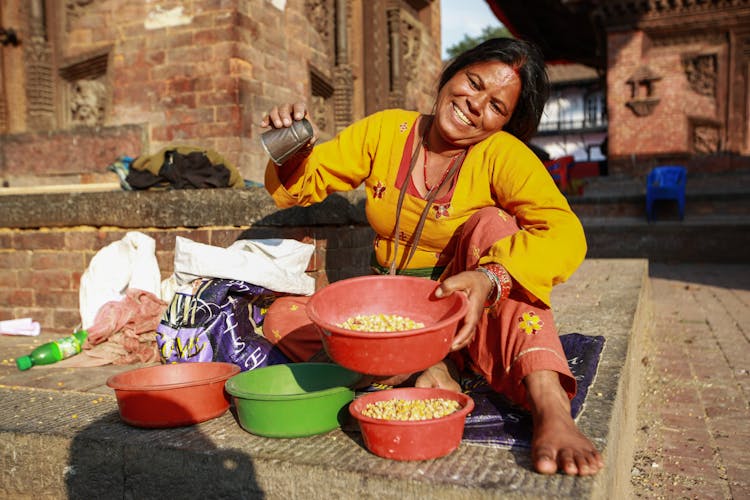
top-left (349, 387), bottom-right (475, 461)
top-left (106, 362), bottom-right (240, 428)
top-left (305, 275), bottom-right (468, 376)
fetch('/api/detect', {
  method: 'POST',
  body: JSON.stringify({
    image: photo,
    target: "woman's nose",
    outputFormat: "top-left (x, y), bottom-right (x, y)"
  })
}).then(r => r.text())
top-left (466, 93), bottom-right (487, 115)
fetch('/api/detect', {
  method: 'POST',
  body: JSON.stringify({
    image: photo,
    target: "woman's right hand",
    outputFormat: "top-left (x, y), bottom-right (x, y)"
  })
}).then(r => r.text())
top-left (435, 270), bottom-right (493, 351)
top-left (260, 102), bottom-right (316, 140)
top-left (260, 102), bottom-right (319, 151)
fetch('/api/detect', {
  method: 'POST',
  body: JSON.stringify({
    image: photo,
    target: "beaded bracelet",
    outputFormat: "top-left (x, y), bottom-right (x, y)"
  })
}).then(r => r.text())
top-left (475, 263), bottom-right (513, 309)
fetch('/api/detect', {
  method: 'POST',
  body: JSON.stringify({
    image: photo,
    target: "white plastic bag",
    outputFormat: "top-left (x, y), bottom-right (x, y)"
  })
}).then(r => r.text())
top-left (172, 236), bottom-right (315, 296)
top-left (78, 232), bottom-right (161, 329)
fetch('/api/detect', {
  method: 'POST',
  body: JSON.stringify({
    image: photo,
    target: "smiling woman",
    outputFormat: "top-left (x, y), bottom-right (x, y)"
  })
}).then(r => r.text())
top-left (257, 38), bottom-right (604, 477)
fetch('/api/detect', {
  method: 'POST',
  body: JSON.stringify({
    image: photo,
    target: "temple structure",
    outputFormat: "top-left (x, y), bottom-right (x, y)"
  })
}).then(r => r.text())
top-left (0, 0), bottom-right (442, 185)
top-left (488, 0), bottom-right (750, 176)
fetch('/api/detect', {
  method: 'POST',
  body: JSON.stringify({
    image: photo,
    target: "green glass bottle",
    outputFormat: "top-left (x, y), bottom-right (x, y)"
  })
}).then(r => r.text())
top-left (16, 330), bottom-right (88, 371)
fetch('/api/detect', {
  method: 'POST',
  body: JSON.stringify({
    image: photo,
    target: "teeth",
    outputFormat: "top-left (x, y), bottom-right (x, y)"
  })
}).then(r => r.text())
top-left (453, 104), bottom-right (472, 126)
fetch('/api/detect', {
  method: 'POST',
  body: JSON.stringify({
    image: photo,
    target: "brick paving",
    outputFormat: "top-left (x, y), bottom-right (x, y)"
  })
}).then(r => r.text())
top-left (631, 263), bottom-right (750, 499)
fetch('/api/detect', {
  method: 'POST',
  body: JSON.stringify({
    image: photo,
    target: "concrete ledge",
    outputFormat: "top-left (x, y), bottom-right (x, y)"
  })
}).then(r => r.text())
top-left (1, 188), bottom-right (746, 263)
top-left (0, 188), bottom-right (367, 229)
top-left (0, 259), bottom-right (650, 499)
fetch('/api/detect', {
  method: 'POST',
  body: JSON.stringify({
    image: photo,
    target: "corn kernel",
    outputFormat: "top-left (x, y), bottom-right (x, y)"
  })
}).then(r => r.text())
top-left (338, 313), bottom-right (424, 332)
top-left (360, 398), bottom-right (461, 421)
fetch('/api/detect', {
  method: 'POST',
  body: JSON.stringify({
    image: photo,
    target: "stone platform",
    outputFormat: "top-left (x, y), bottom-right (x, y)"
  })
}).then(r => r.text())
top-left (0, 258), bottom-right (650, 499)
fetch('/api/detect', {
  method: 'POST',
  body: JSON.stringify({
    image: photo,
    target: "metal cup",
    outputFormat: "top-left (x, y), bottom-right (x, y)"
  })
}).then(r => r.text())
top-left (260, 118), bottom-right (314, 165)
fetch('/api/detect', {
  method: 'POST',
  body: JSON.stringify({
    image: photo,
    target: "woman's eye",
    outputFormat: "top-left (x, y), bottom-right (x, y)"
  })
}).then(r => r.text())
top-left (468, 77), bottom-right (479, 89)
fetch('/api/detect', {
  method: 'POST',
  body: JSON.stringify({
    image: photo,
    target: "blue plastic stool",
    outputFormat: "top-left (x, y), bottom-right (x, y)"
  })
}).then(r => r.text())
top-left (646, 166), bottom-right (686, 221)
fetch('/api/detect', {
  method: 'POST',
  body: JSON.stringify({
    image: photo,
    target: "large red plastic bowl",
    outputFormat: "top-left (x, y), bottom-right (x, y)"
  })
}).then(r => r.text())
top-left (349, 387), bottom-right (475, 461)
top-left (106, 362), bottom-right (240, 428)
top-left (305, 275), bottom-right (468, 376)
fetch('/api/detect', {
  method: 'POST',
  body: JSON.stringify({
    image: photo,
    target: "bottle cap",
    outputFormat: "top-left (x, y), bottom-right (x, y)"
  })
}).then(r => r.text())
top-left (16, 355), bottom-right (32, 371)
top-left (74, 329), bottom-right (88, 343)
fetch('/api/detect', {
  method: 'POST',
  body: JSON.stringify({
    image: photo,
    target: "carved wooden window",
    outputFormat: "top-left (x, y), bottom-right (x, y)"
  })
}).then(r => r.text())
top-left (625, 65), bottom-right (661, 117)
top-left (305, 0), bottom-right (354, 134)
top-left (306, 0), bottom-right (335, 57)
top-left (25, 0), bottom-right (56, 130)
top-left (584, 89), bottom-right (607, 129)
top-left (386, 7), bottom-right (422, 109)
top-left (59, 50), bottom-right (109, 128)
top-left (310, 66), bottom-right (335, 140)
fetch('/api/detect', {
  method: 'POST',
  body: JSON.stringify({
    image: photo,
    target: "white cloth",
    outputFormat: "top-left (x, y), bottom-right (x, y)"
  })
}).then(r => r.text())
top-left (0, 318), bottom-right (41, 336)
top-left (78, 232), bottom-right (161, 329)
top-left (172, 236), bottom-right (315, 296)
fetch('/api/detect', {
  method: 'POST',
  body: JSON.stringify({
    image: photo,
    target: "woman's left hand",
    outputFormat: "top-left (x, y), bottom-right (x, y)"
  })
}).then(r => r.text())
top-left (435, 270), bottom-right (492, 351)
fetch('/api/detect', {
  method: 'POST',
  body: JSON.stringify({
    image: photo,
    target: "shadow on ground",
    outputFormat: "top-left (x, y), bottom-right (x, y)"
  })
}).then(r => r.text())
top-left (66, 405), bottom-right (264, 499)
top-left (649, 261), bottom-right (750, 291)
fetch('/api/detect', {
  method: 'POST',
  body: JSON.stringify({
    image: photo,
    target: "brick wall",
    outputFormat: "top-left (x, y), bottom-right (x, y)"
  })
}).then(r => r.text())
top-left (0, 126), bottom-right (145, 187)
top-left (606, 29), bottom-right (732, 177)
top-left (1, 0), bottom-right (443, 187)
top-left (0, 224), bottom-right (374, 336)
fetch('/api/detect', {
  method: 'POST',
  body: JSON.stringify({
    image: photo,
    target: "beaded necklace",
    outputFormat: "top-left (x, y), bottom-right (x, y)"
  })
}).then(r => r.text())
top-left (388, 122), bottom-right (467, 275)
top-left (422, 143), bottom-right (464, 195)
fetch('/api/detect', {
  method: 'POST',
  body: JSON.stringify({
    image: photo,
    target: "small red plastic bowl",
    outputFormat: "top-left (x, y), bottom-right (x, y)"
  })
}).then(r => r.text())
top-left (349, 387), bottom-right (475, 461)
top-left (106, 362), bottom-right (240, 428)
top-left (305, 275), bottom-right (468, 376)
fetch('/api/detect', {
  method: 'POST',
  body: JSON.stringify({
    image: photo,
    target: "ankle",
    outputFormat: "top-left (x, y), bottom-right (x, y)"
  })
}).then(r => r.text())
top-left (524, 370), bottom-right (571, 415)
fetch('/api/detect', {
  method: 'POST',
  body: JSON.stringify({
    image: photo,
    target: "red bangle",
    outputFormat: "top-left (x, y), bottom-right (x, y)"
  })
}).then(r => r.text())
top-left (478, 263), bottom-right (512, 308)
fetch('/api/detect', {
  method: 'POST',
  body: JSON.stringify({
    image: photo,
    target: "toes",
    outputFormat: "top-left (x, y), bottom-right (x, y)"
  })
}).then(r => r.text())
top-left (534, 446), bottom-right (605, 476)
top-left (532, 446), bottom-right (559, 475)
top-left (574, 450), bottom-right (604, 476)
top-left (557, 449), bottom-right (579, 475)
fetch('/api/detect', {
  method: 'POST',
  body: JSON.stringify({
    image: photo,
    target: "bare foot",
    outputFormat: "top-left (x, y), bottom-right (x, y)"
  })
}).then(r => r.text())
top-left (525, 370), bottom-right (604, 476)
top-left (414, 359), bottom-right (461, 392)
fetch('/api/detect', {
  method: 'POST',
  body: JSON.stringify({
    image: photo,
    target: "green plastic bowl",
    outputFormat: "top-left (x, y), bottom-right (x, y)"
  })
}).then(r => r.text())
top-left (225, 363), bottom-right (361, 438)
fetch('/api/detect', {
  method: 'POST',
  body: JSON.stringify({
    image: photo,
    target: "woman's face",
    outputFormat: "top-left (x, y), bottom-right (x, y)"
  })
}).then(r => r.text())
top-left (433, 60), bottom-right (522, 149)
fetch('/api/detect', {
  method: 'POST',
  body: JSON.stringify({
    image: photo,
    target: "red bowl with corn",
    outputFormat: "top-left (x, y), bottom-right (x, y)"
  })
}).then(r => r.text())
top-left (305, 275), bottom-right (468, 376)
top-left (349, 387), bottom-right (475, 460)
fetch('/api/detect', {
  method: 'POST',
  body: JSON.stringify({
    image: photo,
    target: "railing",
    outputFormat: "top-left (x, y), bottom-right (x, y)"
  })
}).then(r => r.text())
top-left (537, 116), bottom-right (608, 134)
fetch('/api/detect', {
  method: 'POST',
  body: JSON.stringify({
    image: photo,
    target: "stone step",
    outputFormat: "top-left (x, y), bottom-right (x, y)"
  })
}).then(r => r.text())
top-left (581, 215), bottom-right (750, 263)
top-left (570, 171), bottom-right (750, 219)
top-left (0, 259), bottom-right (651, 499)
top-left (570, 189), bottom-right (750, 219)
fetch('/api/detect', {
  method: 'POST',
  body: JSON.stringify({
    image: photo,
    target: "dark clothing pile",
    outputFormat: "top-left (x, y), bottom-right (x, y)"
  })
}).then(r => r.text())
top-left (126, 146), bottom-right (245, 190)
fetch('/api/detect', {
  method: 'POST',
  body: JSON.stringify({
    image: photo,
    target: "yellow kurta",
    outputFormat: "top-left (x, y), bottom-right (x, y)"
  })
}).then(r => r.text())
top-left (265, 109), bottom-right (586, 306)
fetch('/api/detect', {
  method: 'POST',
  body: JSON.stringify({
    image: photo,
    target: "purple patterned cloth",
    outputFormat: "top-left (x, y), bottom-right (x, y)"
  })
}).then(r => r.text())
top-left (352, 333), bottom-right (605, 449)
top-left (156, 278), bottom-right (289, 371)
top-left (460, 333), bottom-right (605, 449)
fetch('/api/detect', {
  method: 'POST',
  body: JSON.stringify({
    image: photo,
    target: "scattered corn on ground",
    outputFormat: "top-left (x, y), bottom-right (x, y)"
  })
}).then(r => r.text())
top-left (338, 313), bottom-right (424, 332)
top-left (361, 398), bottom-right (461, 421)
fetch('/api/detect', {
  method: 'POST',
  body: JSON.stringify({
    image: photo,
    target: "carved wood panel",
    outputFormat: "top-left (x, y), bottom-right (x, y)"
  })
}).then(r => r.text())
top-left (26, 0), bottom-right (55, 130)
top-left (683, 53), bottom-right (718, 98)
top-left (363, 0), bottom-right (389, 115)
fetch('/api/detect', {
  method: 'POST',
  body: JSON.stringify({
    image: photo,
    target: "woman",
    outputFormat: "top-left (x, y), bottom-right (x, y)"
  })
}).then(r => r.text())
top-left (260, 38), bottom-right (604, 476)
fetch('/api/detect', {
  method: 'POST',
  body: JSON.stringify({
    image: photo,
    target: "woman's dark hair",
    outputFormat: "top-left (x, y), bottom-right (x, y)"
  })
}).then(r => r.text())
top-left (438, 38), bottom-right (549, 143)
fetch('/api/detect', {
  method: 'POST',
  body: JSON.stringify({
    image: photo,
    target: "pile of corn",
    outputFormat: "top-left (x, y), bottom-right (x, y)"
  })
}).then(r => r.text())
top-left (360, 398), bottom-right (461, 421)
top-left (338, 313), bottom-right (424, 332)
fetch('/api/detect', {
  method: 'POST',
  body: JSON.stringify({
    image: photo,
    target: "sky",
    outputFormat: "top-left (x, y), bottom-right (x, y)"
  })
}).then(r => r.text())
top-left (440, 0), bottom-right (503, 59)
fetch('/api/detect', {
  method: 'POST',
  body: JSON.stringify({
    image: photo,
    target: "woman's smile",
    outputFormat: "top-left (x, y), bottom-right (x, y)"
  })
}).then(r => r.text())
top-left (452, 103), bottom-right (473, 127)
